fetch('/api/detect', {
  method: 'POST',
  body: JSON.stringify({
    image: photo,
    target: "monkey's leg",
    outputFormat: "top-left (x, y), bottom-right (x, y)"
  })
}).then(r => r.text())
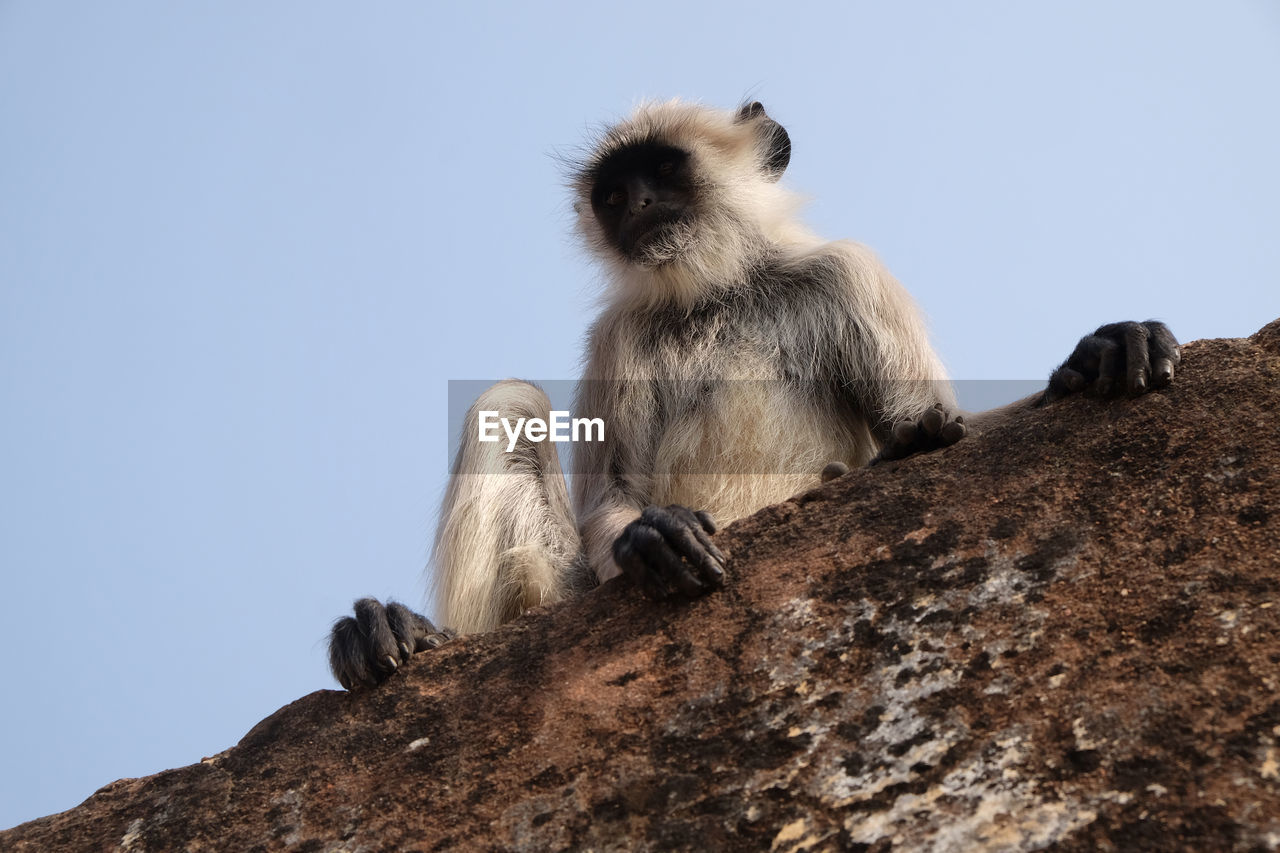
top-left (328, 380), bottom-right (588, 690)
top-left (433, 380), bottom-right (589, 636)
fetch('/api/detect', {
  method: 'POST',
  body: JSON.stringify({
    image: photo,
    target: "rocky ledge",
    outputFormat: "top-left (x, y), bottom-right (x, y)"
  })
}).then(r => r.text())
top-left (5, 320), bottom-right (1279, 852)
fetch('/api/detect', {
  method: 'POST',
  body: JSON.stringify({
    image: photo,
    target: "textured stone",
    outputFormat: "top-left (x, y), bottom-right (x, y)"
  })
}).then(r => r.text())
top-left (5, 321), bottom-right (1280, 852)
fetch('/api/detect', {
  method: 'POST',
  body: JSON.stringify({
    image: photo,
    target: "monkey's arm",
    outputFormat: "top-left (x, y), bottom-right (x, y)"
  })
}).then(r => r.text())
top-left (815, 243), bottom-right (965, 462)
top-left (875, 320), bottom-right (1181, 458)
top-left (572, 346), bottom-right (727, 600)
top-left (820, 243), bottom-right (1178, 464)
top-left (578, 496), bottom-right (643, 583)
top-left (571, 368), bottom-right (650, 584)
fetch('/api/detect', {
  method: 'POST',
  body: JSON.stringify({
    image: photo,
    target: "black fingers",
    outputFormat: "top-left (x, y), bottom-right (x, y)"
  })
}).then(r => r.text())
top-left (328, 618), bottom-right (367, 692)
top-left (1045, 320), bottom-right (1181, 403)
top-left (1093, 336), bottom-right (1120, 396)
top-left (614, 529), bottom-right (666, 599)
top-left (1146, 321), bottom-right (1181, 387)
top-left (871, 404), bottom-right (967, 465)
top-left (643, 504), bottom-right (725, 594)
top-left (328, 598), bottom-right (451, 691)
top-left (612, 504), bottom-right (728, 601)
top-left (1053, 366), bottom-right (1086, 395)
top-left (385, 602), bottom-right (455, 655)
top-left (891, 421), bottom-right (917, 446)
top-left (940, 415), bottom-right (967, 445)
top-left (1124, 323), bottom-right (1150, 394)
top-left (920, 406), bottom-right (945, 436)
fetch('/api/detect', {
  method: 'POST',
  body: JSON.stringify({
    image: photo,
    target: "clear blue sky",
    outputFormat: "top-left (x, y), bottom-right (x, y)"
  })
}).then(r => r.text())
top-left (2, 1), bottom-right (1277, 829)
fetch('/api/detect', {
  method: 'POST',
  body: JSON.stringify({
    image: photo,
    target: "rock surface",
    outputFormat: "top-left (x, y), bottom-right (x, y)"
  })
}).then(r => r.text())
top-left (6, 321), bottom-right (1280, 852)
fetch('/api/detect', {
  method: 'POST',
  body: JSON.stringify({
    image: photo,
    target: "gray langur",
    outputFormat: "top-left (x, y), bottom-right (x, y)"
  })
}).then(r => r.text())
top-left (327, 100), bottom-right (1179, 690)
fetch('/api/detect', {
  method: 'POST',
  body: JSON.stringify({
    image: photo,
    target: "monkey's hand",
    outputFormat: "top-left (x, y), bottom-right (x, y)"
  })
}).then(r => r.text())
top-left (1043, 320), bottom-right (1180, 404)
top-left (328, 598), bottom-right (455, 691)
top-left (613, 505), bottom-right (727, 600)
top-left (869, 404), bottom-right (968, 466)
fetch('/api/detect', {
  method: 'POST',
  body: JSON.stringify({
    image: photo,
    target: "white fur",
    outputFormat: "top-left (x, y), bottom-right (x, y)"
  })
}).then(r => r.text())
top-left (433, 101), bottom-right (957, 631)
top-left (573, 99), bottom-right (815, 311)
top-left (431, 381), bottom-right (579, 633)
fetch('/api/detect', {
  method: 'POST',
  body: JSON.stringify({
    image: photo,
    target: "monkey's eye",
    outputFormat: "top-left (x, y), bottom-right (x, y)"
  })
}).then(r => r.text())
top-left (656, 161), bottom-right (674, 177)
top-left (605, 188), bottom-right (625, 206)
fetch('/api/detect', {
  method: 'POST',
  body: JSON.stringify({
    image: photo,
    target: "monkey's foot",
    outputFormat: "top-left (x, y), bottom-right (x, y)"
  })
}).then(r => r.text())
top-left (328, 598), bottom-right (455, 691)
top-left (870, 404), bottom-right (967, 465)
top-left (613, 505), bottom-right (727, 600)
top-left (1044, 320), bottom-right (1180, 403)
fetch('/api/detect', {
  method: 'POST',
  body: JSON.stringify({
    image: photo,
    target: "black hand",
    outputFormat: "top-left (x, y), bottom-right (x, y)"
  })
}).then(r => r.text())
top-left (612, 505), bottom-right (727, 600)
top-left (1045, 320), bottom-right (1180, 403)
top-left (328, 598), bottom-right (454, 691)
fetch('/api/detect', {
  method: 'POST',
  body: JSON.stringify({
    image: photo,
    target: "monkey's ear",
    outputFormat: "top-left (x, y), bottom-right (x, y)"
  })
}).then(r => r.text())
top-left (735, 101), bottom-right (791, 181)
top-left (761, 119), bottom-right (791, 179)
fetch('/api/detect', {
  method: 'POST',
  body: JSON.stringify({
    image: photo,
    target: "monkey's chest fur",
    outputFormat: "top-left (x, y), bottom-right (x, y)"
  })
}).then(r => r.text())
top-left (593, 283), bottom-right (873, 524)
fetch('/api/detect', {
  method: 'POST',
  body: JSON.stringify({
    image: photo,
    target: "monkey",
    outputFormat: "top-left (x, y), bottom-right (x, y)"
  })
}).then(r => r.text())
top-left (326, 100), bottom-right (1179, 690)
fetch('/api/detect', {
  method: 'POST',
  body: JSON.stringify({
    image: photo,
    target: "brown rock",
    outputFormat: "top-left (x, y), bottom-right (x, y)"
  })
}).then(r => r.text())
top-left (5, 322), bottom-right (1280, 852)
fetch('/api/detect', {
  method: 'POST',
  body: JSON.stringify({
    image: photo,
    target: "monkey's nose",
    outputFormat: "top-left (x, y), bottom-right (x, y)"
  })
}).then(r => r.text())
top-left (625, 177), bottom-right (655, 214)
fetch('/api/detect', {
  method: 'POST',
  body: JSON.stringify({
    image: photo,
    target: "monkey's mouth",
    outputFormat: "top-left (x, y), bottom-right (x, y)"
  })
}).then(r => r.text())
top-left (625, 216), bottom-right (695, 266)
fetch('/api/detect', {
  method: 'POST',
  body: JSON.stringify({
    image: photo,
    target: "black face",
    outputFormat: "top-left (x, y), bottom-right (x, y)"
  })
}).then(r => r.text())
top-left (590, 142), bottom-right (695, 261)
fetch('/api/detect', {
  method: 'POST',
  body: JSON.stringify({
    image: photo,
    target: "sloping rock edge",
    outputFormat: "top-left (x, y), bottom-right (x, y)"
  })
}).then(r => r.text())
top-left (5, 319), bottom-right (1280, 852)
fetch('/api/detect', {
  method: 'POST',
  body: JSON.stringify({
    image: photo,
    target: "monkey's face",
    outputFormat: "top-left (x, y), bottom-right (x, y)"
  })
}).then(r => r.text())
top-left (589, 142), bottom-right (698, 265)
top-left (574, 101), bottom-right (801, 302)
